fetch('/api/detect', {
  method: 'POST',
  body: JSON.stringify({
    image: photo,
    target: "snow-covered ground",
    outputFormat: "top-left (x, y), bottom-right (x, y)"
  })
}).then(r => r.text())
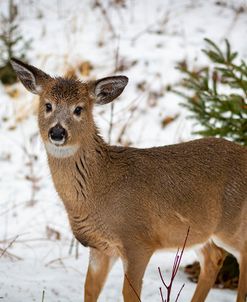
top-left (1, 0), bottom-right (247, 301)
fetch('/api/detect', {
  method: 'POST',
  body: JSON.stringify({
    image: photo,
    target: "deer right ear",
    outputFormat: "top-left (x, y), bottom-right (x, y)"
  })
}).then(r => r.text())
top-left (90, 76), bottom-right (128, 105)
top-left (10, 58), bottom-right (51, 95)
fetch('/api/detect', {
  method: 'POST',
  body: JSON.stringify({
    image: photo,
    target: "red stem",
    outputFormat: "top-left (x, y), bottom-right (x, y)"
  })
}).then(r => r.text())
top-left (158, 227), bottom-right (190, 302)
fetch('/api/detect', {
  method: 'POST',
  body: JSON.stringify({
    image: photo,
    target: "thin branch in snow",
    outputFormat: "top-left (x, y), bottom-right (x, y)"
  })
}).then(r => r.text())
top-left (20, 140), bottom-right (41, 207)
top-left (159, 286), bottom-right (165, 302)
top-left (108, 37), bottom-right (120, 143)
top-left (175, 283), bottom-right (185, 302)
top-left (0, 235), bottom-right (21, 260)
top-left (158, 227), bottom-right (190, 302)
top-left (41, 290), bottom-right (45, 302)
top-left (94, 0), bottom-right (117, 38)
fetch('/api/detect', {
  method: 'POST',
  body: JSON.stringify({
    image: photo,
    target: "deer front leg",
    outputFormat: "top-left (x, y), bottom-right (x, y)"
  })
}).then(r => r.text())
top-left (191, 241), bottom-right (227, 302)
top-left (121, 248), bottom-right (153, 302)
top-left (236, 253), bottom-right (247, 302)
top-left (84, 248), bottom-right (117, 302)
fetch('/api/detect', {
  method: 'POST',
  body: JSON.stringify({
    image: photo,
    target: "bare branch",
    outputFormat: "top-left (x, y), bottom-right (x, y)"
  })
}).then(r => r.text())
top-left (124, 273), bottom-right (142, 302)
top-left (158, 227), bottom-right (190, 302)
top-left (0, 235), bottom-right (20, 260)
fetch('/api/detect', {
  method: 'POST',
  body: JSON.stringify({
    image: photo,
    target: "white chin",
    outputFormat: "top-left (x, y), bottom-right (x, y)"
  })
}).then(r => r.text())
top-left (45, 142), bottom-right (79, 158)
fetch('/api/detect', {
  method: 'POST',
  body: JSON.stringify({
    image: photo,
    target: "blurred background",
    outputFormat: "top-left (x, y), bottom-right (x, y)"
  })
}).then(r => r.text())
top-left (0, 0), bottom-right (246, 301)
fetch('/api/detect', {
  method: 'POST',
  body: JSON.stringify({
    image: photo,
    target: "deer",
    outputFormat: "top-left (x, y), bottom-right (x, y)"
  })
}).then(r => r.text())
top-left (11, 58), bottom-right (247, 302)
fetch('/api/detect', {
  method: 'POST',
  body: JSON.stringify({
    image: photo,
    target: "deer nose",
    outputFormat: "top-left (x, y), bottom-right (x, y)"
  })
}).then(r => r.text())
top-left (49, 124), bottom-right (67, 142)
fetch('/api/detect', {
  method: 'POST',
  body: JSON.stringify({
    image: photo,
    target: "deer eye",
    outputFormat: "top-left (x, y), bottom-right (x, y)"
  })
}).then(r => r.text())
top-left (45, 103), bottom-right (52, 113)
top-left (74, 106), bottom-right (83, 116)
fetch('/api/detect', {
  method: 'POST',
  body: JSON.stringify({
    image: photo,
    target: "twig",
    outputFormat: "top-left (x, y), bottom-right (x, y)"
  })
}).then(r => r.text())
top-left (68, 236), bottom-right (75, 255)
top-left (131, 11), bottom-right (170, 43)
top-left (0, 248), bottom-right (22, 261)
top-left (68, 237), bottom-right (80, 259)
top-left (94, 0), bottom-right (117, 38)
top-left (20, 142), bottom-right (40, 206)
top-left (41, 290), bottom-right (45, 302)
top-left (108, 103), bottom-right (114, 144)
top-left (75, 239), bottom-right (79, 259)
top-left (0, 235), bottom-right (19, 258)
top-left (108, 37), bottom-right (120, 143)
top-left (158, 227), bottom-right (190, 302)
top-left (223, 5), bottom-right (245, 40)
top-left (175, 284), bottom-right (185, 302)
top-left (131, 23), bottom-right (157, 43)
top-left (116, 104), bottom-right (138, 144)
top-left (0, 236), bottom-right (53, 244)
top-left (45, 254), bottom-right (82, 267)
top-left (0, 200), bottom-right (30, 217)
top-left (159, 287), bottom-right (165, 302)
top-left (124, 273), bottom-right (142, 302)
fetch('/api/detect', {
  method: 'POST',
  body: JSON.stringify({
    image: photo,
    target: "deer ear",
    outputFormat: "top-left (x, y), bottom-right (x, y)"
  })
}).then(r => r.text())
top-left (91, 76), bottom-right (128, 105)
top-left (10, 58), bottom-right (51, 95)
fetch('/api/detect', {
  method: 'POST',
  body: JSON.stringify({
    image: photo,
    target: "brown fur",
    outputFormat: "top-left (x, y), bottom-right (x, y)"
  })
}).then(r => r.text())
top-left (11, 58), bottom-right (247, 302)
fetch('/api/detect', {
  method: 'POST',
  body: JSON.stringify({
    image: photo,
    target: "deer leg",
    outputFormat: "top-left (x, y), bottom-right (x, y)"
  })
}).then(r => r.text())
top-left (121, 248), bottom-right (153, 302)
top-left (84, 248), bottom-right (117, 302)
top-left (236, 253), bottom-right (247, 302)
top-left (191, 241), bottom-right (227, 302)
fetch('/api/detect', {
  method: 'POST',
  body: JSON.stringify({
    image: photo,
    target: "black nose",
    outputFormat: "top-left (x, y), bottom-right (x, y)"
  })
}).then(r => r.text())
top-left (49, 124), bottom-right (66, 142)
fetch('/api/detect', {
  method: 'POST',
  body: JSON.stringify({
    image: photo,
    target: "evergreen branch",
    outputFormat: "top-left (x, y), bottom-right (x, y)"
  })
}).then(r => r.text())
top-left (174, 38), bottom-right (247, 145)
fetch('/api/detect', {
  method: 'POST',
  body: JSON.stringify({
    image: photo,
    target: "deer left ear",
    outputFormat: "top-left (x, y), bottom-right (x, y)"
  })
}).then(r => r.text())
top-left (91, 76), bottom-right (128, 105)
top-left (10, 58), bottom-right (51, 95)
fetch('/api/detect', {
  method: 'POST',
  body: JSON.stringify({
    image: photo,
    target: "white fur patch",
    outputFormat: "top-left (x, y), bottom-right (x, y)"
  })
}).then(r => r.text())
top-left (45, 142), bottom-right (79, 158)
top-left (122, 259), bottom-right (128, 273)
top-left (90, 253), bottom-right (101, 273)
top-left (36, 84), bottom-right (42, 94)
top-left (89, 250), bottom-right (117, 273)
top-left (175, 211), bottom-right (189, 224)
top-left (195, 245), bottom-right (206, 270)
top-left (211, 236), bottom-right (240, 262)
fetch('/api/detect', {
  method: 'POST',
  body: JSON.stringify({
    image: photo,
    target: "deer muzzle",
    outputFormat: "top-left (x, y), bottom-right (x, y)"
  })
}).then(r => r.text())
top-left (48, 124), bottom-right (67, 146)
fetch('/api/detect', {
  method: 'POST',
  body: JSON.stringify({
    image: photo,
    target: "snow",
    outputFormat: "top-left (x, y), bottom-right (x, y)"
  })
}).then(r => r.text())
top-left (1, 0), bottom-right (247, 301)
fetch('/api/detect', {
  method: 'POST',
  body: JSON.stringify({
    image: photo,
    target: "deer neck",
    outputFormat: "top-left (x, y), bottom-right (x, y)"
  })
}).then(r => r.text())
top-left (46, 129), bottom-right (109, 216)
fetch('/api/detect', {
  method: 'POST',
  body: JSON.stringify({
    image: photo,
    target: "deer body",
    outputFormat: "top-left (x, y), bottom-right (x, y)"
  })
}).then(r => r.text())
top-left (12, 58), bottom-right (247, 302)
top-left (49, 136), bottom-right (247, 252)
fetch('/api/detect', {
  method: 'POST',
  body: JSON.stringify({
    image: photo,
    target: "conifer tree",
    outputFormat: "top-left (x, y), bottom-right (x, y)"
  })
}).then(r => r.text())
top-left (0, 0), bottom-right (31, 84)
top-left (175, 38), bottom-right (247, 145)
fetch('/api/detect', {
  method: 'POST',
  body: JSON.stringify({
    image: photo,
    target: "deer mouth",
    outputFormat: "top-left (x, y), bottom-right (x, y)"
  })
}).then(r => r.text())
top-left (49, 137), bottom-right (66, 147)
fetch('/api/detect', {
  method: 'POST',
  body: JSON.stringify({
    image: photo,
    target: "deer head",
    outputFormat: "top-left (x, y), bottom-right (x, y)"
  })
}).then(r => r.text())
top-left (11, 58), bottom-right (128, 158)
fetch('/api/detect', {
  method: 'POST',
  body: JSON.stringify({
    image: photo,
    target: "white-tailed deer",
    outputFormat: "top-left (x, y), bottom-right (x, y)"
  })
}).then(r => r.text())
top-left (11, 58), bottom-right (247, 302)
